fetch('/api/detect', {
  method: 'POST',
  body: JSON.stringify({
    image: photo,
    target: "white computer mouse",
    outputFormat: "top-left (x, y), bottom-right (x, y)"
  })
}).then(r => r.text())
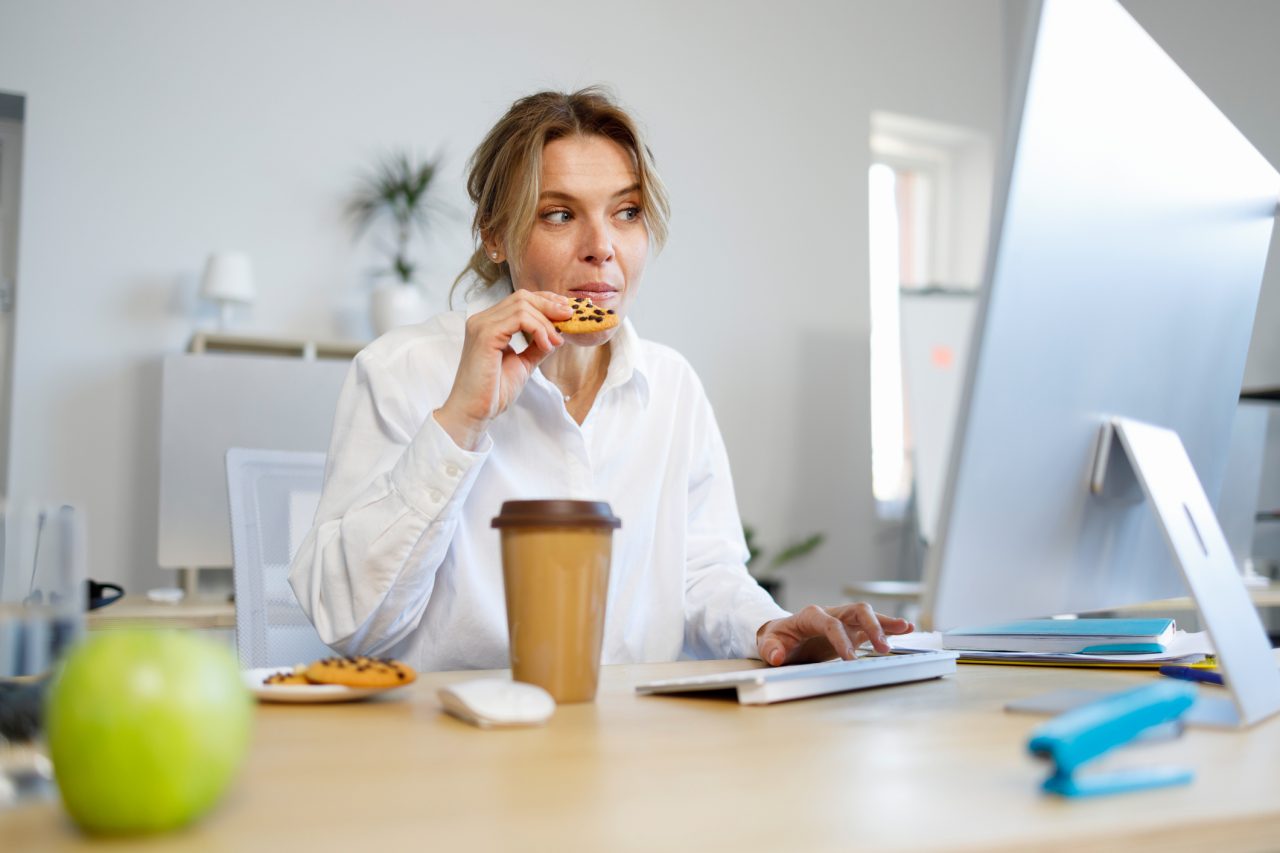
top-left (437, 678), bottom-right (556, 729)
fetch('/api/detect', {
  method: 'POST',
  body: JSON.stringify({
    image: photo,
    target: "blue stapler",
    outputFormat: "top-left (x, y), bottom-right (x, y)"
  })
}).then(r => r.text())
top-left (1027, 682), bottom-right (1198, 798)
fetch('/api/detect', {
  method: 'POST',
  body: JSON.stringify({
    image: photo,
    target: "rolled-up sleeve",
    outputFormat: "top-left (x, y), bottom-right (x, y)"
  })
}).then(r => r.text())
top-left (288, 345), bottom-right (490, 656)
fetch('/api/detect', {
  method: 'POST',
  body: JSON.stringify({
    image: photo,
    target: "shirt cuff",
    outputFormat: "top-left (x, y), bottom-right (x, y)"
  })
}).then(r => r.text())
top-left (732, 596), bottom-right (791, 661)
top-left (390, 412), bottom-right (492, 520)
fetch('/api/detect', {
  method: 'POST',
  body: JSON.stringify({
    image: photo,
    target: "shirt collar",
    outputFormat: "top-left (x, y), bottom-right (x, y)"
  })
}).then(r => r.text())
top-left (463, 276), bottom-right (650, 408)
top-left (603, 317), bottom-right (651, 408)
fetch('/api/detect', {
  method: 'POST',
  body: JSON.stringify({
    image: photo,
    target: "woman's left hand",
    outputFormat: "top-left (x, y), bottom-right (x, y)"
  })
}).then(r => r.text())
top-left (756, 604), bottom-right (914, 666)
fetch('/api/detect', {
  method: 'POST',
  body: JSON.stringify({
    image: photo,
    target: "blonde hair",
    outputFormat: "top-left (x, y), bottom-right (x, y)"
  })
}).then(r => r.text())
top-left (452, 86), bottom-right (671, 304)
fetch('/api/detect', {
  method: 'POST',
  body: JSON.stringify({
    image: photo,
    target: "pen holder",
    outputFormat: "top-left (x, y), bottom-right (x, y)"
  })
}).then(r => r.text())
top-left (1027, 682), bottom-right (1198, 798)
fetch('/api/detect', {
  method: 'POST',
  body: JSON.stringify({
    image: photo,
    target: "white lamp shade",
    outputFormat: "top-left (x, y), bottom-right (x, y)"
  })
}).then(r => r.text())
top-left (200, 252), bottom-right (256, 304)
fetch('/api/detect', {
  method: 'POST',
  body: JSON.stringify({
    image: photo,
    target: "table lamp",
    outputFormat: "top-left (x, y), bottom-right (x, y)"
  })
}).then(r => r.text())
top-left (199, 251), bottom-right (255, 331)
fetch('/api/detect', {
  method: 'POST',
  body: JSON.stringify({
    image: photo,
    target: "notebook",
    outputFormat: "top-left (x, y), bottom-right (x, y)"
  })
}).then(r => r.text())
top-left (942, 618), bottom-right (1176, 655)
top-left (634, 650), bottom-right (958, 705)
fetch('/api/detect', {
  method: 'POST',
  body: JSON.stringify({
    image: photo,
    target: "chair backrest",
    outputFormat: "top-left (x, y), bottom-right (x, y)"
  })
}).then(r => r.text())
top-left (226, 447), bottom-right (334, 668)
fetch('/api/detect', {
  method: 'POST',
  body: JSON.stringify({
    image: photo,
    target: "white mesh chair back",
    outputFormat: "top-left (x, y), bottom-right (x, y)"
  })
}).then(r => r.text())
top-left (226, 447), bottom-right (334, 668)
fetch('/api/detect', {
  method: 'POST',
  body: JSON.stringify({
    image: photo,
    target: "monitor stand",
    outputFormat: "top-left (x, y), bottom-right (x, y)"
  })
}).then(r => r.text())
top-left (1091, 416), bottom-right (1280, 727)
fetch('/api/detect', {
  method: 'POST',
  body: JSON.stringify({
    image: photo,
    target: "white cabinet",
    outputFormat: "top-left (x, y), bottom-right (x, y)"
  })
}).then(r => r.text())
top-left (157, 339), bottom-right (356, 593)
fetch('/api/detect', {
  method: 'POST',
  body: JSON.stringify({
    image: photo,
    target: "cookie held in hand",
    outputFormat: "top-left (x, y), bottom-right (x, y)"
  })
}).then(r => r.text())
top-left (555, 297), bottom-right (619, 334)
top-left (304, 656), bottom-right (417, 688)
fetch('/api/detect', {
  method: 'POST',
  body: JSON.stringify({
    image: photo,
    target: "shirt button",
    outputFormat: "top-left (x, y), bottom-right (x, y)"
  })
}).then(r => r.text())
top-left (430, 490), bottom-right (443, 503)
top-left (445, 464), bottom-right (459, 477)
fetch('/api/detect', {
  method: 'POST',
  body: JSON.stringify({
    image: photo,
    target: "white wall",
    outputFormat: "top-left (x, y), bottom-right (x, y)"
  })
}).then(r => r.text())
top-left (0, 0), bottom-right (1005, 603)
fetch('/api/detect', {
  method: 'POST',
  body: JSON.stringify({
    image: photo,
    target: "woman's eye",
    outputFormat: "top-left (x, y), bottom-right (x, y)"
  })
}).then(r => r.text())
top-left (617, 206), bottom-right (642, 222)
top-left (543, 210), bottom-right (571, 224)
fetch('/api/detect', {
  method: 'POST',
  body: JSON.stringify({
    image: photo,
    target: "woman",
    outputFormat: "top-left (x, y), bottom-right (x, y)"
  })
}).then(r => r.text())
top-left (289, 87), bottom-right (912, 671)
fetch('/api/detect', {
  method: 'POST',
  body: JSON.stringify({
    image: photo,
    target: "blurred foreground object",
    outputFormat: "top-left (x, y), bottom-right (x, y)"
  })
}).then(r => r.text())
top-left (45, 629), bottom-right (253, 835)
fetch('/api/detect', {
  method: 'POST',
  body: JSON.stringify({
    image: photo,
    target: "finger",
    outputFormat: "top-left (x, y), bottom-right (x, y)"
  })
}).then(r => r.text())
top-left (877, 614), bottom-right (915, 636)
top-left (758, 635), bottom-right (787, 667)
top-left (828, 603), bottom-right (886, 652)
top-left (508, 287), bottom-right (573, 323)
top-left (526, 290), bottom-right (574, 319)
top-left (511, 299), bottom-right (564, 343)
top-left (811, 609), bottom-right (858, 660)
top-left (848, 603), bottom-right (891, 652)
top-left (516, 334), bottom-right (558, 372)
top-left (829, 603), bottom-right (899, 649)
top-left (487, 302), bottom-right (564, 352)
top-left (524, 312), bottom-right (563, 353)
top-left (525, 310), bottom-right (564, 352)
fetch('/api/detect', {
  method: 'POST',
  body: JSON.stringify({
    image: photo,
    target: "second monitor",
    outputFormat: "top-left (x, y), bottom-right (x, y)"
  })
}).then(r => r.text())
top-left (919, 0), bottom-right (1280, 725)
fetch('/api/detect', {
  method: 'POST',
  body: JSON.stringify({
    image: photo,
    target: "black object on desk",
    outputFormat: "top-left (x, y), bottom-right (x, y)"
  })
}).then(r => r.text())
top-left (87, 580), bottom-right (124, 610)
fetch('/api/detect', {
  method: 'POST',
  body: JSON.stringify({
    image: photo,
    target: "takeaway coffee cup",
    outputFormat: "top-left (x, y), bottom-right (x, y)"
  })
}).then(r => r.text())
top-left (491, 500), bottom-right (621, 703)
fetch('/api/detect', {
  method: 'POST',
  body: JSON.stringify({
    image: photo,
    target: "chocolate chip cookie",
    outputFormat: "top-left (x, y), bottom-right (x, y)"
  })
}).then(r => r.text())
top-left (263, 667), bottom-right (310, 686)
top-left (555, 297), bottom-right (619, 334)
top-left (304, 656), bottom-right (417, 688)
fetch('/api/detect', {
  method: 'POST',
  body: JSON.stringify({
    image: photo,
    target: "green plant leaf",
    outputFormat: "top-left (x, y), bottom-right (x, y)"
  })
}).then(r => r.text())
top-left (769, 533), bottom-right (825, 571)
top-left (392, 255), bottom-right (415, 283)
top-left (743, 525), bottom-right (762, 567)
top-left (346, 149), bottom-right (443, 284)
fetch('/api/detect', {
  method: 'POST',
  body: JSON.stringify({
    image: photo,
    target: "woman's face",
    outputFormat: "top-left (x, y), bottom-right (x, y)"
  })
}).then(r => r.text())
top-left (503, 134), bottom-right (649, 345)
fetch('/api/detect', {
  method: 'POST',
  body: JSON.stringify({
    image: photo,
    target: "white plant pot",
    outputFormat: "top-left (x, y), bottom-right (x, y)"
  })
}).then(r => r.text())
top-left (370, 284), bottom-right (431, 336)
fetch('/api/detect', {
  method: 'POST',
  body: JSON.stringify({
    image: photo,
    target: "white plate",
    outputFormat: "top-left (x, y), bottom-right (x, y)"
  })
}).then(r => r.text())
top-left (242, 667), bottom-right (406, 704)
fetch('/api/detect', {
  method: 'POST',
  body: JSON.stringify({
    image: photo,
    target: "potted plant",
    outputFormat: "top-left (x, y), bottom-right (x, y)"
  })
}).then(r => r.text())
top-left (744, 525), bottom-right (825, 605)
top-left (346, 150), bottom-right (442, 335)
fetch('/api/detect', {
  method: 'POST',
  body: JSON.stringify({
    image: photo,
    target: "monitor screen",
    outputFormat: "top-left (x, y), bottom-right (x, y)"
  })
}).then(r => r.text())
top-left (921, 0), bottom-right (1279, 630)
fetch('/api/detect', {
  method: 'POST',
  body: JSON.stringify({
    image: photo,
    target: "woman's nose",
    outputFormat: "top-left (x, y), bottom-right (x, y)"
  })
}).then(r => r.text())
top-left (581, 220), bottom-right (614, 264)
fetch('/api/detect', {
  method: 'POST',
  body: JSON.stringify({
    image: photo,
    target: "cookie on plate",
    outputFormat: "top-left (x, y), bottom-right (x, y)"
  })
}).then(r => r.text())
top-left (555, 297), bottom-right (619, 334)
top-left (304, 656), bottom-right (417, 688)
top-left (263, 667), bottom-right (309, 686)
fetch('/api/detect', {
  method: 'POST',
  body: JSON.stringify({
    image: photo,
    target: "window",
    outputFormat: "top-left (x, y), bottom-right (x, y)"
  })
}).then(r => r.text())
top-left (868, 113), bottom-right (992, 515)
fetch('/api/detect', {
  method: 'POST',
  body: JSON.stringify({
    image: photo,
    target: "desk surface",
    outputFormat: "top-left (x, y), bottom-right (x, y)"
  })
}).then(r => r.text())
top-left (10, 658), bottom-right (1280, 851)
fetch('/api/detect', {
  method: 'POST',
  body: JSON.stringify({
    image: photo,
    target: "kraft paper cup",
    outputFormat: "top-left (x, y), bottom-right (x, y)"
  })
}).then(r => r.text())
top-left (492, 500), bottom-right (621, 703)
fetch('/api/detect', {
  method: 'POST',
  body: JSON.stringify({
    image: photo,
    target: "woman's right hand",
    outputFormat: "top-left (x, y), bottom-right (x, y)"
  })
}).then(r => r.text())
top-left (433, 289), bottom-right (573, 450)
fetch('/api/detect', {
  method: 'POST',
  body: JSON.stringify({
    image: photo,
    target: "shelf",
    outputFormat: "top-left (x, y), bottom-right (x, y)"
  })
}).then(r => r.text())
top-left (87, 595), bottom-right (236, 630)
top-left (188, 332), bottom-right (366, 360)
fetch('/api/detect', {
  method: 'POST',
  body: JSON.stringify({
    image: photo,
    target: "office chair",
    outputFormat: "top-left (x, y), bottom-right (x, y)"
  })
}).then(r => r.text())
top-left (226, 447), bottom-right (334, 668)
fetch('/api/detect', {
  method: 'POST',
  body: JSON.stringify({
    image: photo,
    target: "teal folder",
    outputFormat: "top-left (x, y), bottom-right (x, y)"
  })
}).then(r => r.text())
top-left (943, 618), bottom-right (1176, 655)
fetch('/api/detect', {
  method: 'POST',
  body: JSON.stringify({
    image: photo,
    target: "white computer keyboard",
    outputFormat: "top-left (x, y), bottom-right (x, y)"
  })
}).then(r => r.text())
top-left (635, 650), bottom-right (958, 705)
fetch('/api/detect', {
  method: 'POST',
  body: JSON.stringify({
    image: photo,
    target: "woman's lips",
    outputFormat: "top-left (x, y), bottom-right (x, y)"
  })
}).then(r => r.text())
top-left (569, 289), bottom-right (618, 303)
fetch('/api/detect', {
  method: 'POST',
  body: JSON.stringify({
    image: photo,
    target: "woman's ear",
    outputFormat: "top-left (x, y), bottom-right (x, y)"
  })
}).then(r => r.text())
top-left (481, 232), bottom-right (505, 265)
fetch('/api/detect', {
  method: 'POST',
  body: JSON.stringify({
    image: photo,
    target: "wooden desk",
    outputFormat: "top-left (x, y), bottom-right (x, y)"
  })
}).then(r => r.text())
top-left (1113, 584), bottom-right (1280, 613)
top-left (9, 659), bottom-right (1280, 851)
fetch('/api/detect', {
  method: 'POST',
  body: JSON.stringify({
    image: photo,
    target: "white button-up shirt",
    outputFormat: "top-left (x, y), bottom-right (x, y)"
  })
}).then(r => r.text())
top-left (289, 283), bottom-right (787, 671)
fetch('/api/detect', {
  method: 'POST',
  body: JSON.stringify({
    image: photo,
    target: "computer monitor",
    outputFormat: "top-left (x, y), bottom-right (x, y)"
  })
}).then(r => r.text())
top-left (919, 0), bottom-right (1280, 725)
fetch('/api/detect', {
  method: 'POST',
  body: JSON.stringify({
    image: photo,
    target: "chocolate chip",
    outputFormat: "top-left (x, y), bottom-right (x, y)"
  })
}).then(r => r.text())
top-left (606, 309), bottom-right (615, 314)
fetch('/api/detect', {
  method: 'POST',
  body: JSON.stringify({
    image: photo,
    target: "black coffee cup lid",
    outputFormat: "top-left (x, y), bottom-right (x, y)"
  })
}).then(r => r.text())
top-left (491, 500), bottom-right (621, 529)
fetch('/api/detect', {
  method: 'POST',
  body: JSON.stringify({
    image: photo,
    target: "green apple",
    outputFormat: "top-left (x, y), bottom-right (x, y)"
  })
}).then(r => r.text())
top-left (45, 628), bottom-right (254, 835)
